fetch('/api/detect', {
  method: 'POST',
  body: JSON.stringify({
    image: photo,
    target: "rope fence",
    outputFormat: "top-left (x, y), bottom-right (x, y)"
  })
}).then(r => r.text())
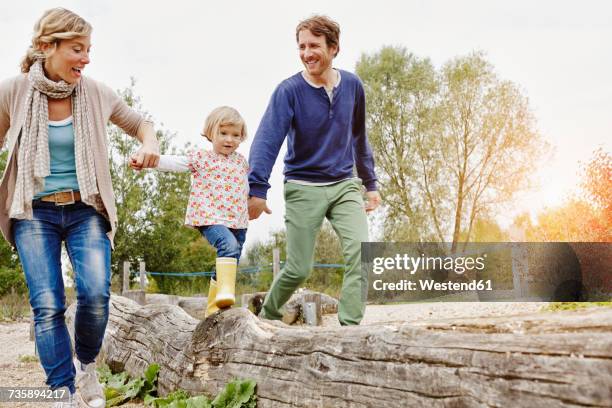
top-left (137, 262), bottom-right (347, 278)
top-left (122, 248), bottom-right (347, 293)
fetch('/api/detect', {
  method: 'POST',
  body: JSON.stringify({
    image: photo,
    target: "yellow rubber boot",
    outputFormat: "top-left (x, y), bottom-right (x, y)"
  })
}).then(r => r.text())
top-left (205, 279), bottom-right (220, 317)
top-left (215, 257), bottom-right (237, 308)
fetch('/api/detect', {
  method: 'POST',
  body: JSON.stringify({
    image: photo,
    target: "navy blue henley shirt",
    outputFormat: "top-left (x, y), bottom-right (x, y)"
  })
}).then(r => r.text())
top-left (248, 69), bottom-right (378, 199)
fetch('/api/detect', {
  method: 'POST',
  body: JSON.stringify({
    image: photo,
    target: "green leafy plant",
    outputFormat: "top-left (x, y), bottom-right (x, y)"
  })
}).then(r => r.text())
top-left (147, 390), bottom-right (204, 408)
top-left (211, 379), bottom-right (256, 408)
top-left (97, 363), bottom-right (155, 407)
top-left (97, 363), bottom-right (256, 408)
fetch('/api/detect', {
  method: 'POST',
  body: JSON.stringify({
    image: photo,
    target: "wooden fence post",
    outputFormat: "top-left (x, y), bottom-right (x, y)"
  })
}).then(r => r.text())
top-left (139, 261), bottom-right (146, 291)
top-left (273, 247), bottom-right (280, 279)
top-left (122, 261), bottom-right (130, 294)
top-left (121, 260), bottom-right (145, 305)
top-left (302, 292), bottom-right (322, 326)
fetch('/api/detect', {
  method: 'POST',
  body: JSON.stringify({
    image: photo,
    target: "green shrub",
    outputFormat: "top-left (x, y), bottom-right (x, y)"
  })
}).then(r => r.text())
top-left (0, 267), bottom-right (27, 296)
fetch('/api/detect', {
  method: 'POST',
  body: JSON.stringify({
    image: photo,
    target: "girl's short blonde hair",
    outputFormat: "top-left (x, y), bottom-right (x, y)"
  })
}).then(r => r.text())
top-left (21, 8), bottom-right (92, 73)
top-left (202, 106), bottom-right (247, 142)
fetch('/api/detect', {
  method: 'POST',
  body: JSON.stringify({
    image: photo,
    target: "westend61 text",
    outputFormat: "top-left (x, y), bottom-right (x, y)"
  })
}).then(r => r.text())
top-left (372, 279), bottom-right (493, 292)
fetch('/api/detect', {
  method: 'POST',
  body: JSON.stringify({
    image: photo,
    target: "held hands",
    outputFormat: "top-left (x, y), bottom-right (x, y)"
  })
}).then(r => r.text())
top-left (364, 190), bottom-right (382, 213)
top-left (129, 142), bottom-right (160, 171)
top-left (248, 196), bottom-right (272, 220)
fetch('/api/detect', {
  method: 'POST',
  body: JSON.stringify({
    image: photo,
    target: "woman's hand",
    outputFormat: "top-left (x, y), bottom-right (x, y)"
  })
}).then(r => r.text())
top-left (130, 121), bottom-right (160, 170)
top-left (130, 142), bottom-right (159, 170)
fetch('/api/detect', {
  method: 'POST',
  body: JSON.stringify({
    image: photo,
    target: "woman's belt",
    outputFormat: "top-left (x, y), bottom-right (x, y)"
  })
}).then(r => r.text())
top-left (38, 190), bottom-right (81, 205)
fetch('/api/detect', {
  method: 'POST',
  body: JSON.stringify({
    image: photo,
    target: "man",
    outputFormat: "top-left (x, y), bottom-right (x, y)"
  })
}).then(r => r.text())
top-left (248, 15), bottom-right (381, 325)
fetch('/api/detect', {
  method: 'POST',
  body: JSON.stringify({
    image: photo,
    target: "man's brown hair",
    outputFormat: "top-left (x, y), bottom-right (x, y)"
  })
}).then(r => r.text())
top-left (295, 15), bottom-right (340, 57)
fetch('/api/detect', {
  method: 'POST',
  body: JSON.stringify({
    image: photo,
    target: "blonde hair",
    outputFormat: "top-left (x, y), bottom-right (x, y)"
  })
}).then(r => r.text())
top-left (202, 106), bottom-right (247, 142)
top-left (21, 8), bottom-right (92, 73)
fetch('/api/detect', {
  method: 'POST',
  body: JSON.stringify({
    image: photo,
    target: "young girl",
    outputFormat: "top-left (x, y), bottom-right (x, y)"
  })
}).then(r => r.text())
top-left (146, 106), bottom-right (248, 316)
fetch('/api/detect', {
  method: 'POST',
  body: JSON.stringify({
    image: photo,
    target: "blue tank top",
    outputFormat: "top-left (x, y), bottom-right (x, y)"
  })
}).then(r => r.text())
top-left (34, 116), bottom-right (80, 198)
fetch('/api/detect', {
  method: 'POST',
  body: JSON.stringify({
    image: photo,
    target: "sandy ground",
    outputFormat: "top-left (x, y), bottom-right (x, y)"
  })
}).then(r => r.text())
top-left (0, 302), bottom-right (548, 407)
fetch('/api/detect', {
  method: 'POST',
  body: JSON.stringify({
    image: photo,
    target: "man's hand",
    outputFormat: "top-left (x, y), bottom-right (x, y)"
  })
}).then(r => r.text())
top-left (364, 190), bottom-right (382, 213)
top-left (248, 196), bottom-right (272, 220)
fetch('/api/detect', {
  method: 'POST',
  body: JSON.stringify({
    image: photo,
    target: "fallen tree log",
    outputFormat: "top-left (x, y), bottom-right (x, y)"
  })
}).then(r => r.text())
top-left (77, 296), bottom-right (612, 407)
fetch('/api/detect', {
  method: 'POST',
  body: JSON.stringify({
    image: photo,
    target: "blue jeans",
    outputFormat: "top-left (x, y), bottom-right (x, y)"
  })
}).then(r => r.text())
top-left (199, 225), bottom-right (246, 279)
top-left (13, 200), bottom-right (111, 393)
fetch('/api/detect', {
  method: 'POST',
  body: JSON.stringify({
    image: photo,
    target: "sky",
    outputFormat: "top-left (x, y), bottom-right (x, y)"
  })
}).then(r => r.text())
top-left (1, 0), bottom-right (610, 249)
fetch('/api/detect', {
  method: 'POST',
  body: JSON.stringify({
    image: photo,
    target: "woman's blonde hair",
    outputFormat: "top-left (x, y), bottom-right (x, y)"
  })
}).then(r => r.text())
top-left (202, 106), bottom-right (247, 142)
top-left (21, 8), bottom-right (92, 73)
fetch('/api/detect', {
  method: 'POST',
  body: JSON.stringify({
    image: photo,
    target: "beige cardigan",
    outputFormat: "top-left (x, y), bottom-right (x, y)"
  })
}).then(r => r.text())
top-left (0, 74), bottom-right (144, 248)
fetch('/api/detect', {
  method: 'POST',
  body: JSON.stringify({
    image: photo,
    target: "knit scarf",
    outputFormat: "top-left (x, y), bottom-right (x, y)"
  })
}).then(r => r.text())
top-left (10, 59), bottom-right (100, 219)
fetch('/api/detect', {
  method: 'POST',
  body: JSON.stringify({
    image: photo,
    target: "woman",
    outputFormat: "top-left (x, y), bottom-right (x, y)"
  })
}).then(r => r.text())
top-left (0, 8), bottom-right (159, 408)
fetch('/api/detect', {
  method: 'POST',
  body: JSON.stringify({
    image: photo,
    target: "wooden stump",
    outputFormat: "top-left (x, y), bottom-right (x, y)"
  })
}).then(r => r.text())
top-left (68, 296), bottom-right (612, 407)
top-left (300, 292), bottom-right (322, 325)
top-left (241, 291), bottom-right (267, 312)
top-left (288, 289), bottom-right (338, 315)
top-left (241, 290), bottom-right (337, 325)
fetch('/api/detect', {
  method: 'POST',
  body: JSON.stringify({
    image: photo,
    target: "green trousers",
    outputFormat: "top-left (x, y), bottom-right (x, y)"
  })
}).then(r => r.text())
top-left (260, 179), bottom-right (369, 325)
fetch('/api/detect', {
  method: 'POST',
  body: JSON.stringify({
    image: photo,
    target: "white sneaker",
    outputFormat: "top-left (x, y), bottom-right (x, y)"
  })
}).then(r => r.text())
top-left (53, 392), bottom-right (77, 408)
top-left (74, 358), bottom-right (106, 408)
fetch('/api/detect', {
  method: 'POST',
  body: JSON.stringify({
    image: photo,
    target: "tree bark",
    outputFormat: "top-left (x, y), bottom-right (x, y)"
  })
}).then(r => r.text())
top-left (86, 296), bottom-right (612, 408)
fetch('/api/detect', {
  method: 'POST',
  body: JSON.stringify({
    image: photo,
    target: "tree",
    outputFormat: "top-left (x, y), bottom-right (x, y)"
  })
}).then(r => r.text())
top-left (519, 148), bottom-right (611, 242)
top-left (582, 147), bottom-right (611, 212)
top-left (356, 47), bottom-right (445, 242)
top-left (581, 147), bottom-right (611, 241)
top-left (526, 200), bottom-right (598, 242)
top-left (356, 48), bottom-right (547, 249)
top-left (441, 52), bottom-right (546, 250)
